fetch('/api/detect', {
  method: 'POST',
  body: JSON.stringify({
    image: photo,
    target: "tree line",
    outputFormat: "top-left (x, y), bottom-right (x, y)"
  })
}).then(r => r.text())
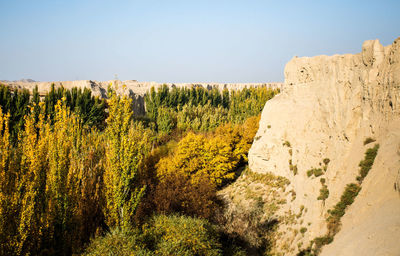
top-left (144, 85), bottom-right (279, 134)
top-left (0, 83), bottom-right (107, 142)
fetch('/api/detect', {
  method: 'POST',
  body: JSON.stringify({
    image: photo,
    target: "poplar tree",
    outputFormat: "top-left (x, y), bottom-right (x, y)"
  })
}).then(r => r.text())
top-left (104, 89), bottom-right (150, 229)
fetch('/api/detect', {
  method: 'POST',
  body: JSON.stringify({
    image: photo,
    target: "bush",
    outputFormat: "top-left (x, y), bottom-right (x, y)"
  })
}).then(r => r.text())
top-left (156, 107), bottom-right (176, 134)
top-left (306, 168), bottom-right (323, 178)
top-left (317, 184), bottom-right (329, 201)
top-left (217, 197), bottom-right (275, 250)
top-left (327, 183), bottom-right (361, 234)
top-left (84, 215), bottom-right (223, 256)
top-left (293, 165), bottom-right (298, 175)
top-left (153, 172), bottom-right (218, 219)
top-left (357, 144), bottom-right (379, 183)
top-left (314, 168), bottom-right (324, 177)
top-left (363, 137), bottom-right (376, 145)
top-left (323, 158), bottom-right (330, 165)
top-left (310, 235), bottom-right (334, 255)
top-left (144, 215), bottom-right (222, 256)
top-left (83, 228), bottom-right (151, 256)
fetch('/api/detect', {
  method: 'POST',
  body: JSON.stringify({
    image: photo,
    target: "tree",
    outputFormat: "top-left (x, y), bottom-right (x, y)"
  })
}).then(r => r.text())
top-left (156, 132), bottom-right (238, 187)
top-left (104, 90), bottom-right (151, 229)
top-left (156, 107), bottom-right (176, 135)
top-left (17, 103), bottom-right (49, 255)
top-left (0, 108), bottom-right (19, 255)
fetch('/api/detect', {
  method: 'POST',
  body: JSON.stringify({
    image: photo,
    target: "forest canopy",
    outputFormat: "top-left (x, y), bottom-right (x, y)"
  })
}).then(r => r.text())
top-left (0, 83), bottom-right (279, 256)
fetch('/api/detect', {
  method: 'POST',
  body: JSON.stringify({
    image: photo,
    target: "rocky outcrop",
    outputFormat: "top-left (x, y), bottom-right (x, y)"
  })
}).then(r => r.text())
top-left (1, 80), bottom-right (282, 115)
top-left (248, 38), bottom-right (400, 255)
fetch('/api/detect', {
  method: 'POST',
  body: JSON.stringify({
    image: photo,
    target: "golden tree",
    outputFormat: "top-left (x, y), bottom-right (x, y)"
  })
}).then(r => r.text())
top-left (104, 90), bottom-right (150, 229)
top-left (0, 108), bottom-right (19, 255)
top-left (17, 103), bottom-right (49, 255)
top-left (157, 131), bottom-right (238, 187)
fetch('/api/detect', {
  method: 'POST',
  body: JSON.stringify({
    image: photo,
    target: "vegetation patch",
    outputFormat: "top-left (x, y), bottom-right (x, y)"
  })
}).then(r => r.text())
top-left (243, 168), bottom-right (290, 188)
top-left (357, 144), bottom-right (379, 183)
top-left (300, 145), bottom-right (379, 255)
top-left (293, 165), bottom-right (298, 175)
top-left (317, 184), bottom-right (329, 201)
top-left (307, 168), bottom-right (324, 178)
top-left (84, 214), bottom-right (224, 256)
top-left (363, 137), bottom-right (376, 145)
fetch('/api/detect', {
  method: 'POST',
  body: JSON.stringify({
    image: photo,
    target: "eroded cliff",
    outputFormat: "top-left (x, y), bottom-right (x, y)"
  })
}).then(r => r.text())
top-left (247, 38), bottom-right (400, 255)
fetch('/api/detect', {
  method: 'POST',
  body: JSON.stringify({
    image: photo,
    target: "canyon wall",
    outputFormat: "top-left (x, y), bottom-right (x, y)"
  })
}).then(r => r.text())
top-left (248, 38), bottom-right (400, 255)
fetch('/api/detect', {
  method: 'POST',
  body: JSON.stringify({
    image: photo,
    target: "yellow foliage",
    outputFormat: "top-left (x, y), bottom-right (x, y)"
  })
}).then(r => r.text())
top-left (156, 115), bottom-right (261, 187)
top-left (0, 108), bottom-right (19, 254)
top-left (157, 131), bottom-right (238, 187)
top-left (104, 90), bottom-right (151, 229)
top-left (18, 103), bottom-right (49, 255)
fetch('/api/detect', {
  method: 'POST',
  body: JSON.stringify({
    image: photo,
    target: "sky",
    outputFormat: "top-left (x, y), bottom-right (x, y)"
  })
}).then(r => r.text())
top-left (0, 0), bottom-right (399, 83)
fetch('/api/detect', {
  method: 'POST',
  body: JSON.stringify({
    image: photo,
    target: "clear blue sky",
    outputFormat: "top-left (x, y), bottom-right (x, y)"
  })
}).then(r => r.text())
top-left (0, 0), bottom-right (399, 82)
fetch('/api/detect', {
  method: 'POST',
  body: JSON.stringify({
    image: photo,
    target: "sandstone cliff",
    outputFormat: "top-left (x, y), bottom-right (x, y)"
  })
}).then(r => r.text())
top-left (248, 38), bottom-right (400, 255)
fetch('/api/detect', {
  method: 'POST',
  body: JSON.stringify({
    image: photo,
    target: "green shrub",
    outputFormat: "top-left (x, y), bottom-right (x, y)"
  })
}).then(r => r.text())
top-left (314, 235), bottom-right (333, 247)
top-left (145, 214), bottom-right (222, 256)
top-left (317, 185), bottom-right (329, 201)
top-left (307, 168), bottom-right (323, 178)
top-left (363, 137), bottom-right (376, 145)
top-left (330, 183), bottom-right (360, 217)
top-left (83, 228), bottom-right (152, 256)
top-left (300, 227), bottom-right (307, 234)
top-left (327, 183), bottom-right (361, 234)
top-left (293, 165), bottom-right (298, 175)
top-left (314, 168), bottom-right (324, 177)
top-left (156, 107), bottom-right (176, 134)
top-left (323, 158), bottom-right (330, 165)
top-left (84, 215), bottom-right (222, 256)
top-left (283, 141), bottom-right (291, 147)
top-left (303, 183), bottom-right (361, 255)
top-left (357, 144), bottom-right (379, 183)
top-left (311, 235), bottom-right (334, 255)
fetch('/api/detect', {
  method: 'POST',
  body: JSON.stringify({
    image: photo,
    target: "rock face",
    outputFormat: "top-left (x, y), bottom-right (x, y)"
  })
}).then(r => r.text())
top-left (248, 38), bottom-right (400, 255)
top-left (1, 80), bottom-right (282, 115)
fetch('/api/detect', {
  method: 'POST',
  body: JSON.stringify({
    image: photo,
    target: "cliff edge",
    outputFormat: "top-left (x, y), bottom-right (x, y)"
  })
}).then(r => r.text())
top-left (248, 38), bottom-right (400, 255)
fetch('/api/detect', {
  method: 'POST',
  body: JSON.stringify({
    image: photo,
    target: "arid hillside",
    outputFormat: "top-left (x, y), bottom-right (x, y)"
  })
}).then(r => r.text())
top-left (246, 37), bottom-right (400, 255)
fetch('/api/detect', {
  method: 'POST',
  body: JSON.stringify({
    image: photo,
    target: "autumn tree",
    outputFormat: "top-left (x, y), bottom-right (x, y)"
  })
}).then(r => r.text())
top-left (104, 89), bottom-right (151, 229)
top-left (0, 108), bottom-right (19, 255)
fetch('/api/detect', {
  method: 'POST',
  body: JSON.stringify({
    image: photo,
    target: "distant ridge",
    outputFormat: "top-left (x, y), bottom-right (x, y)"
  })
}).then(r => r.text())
top-left (1, 78), bottom-right (36, 83)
